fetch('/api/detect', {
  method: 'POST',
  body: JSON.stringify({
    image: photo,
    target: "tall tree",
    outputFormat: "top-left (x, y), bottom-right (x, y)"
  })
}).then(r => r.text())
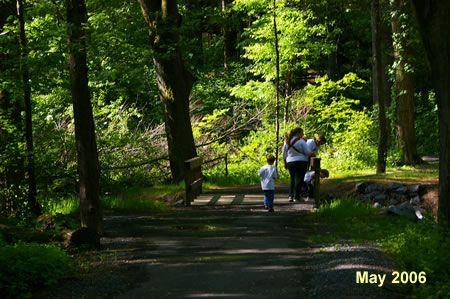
top-left (138, 0), bottom-right (197, 182)
top-left (272, 0), bottom-right (280, 166)
top-left (16, 0), bottom-right (40, 214)
top-left (411, 0), bottom-right (450, 229)
top-left (66, 0), bottom-right (103, 238)
top-left (372, 0), bottom-right (388, 173)
top-left (391, 0), bottom-right (421, 165)
top-left (0, 0), bottom-right (25, 213)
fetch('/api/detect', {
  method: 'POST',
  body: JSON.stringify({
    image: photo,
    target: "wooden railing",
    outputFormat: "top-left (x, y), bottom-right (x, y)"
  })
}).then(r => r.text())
top-left (184, 157), bottom-right (203, 206)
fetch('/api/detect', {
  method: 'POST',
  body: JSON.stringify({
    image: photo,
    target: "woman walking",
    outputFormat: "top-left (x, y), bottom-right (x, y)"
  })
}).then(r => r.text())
top-left (282, 127), bottom-right (309, 202)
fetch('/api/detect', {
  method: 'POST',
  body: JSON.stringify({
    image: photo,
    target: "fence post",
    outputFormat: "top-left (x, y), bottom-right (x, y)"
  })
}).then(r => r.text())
top-left (312, 157), bottom-right (321, 206)
top-left (184, 157), bottom-right (203, 206)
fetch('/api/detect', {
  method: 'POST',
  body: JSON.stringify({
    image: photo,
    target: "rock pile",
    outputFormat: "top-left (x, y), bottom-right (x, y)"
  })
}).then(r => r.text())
top-left (355, 182), bottom-right (426, 222)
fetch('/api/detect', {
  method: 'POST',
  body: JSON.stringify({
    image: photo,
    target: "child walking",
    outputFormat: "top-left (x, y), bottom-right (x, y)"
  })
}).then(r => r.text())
top-left (258, 154), bottom-right (277, 212)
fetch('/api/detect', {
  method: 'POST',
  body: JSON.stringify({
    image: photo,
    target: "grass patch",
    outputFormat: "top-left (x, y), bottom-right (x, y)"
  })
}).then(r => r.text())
top-left (43, 183), bottom-right (185, 215)
top-left (309, 197), bottom-right (450, 297)
top-left (0, 243), bottom-right (72, 298)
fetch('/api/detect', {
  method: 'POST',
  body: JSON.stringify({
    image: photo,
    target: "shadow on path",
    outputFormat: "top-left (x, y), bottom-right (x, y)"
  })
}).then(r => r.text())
top-left (38, 188), bottom-right (408, 298)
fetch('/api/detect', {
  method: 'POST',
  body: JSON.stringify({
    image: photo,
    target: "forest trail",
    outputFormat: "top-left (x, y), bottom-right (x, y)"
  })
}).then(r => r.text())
top-left (39, 186), bottom-right (408, 298)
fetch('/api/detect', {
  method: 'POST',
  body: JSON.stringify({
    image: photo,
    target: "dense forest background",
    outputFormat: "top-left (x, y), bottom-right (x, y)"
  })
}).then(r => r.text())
top-left (0, 0), bottom-right (441, 218)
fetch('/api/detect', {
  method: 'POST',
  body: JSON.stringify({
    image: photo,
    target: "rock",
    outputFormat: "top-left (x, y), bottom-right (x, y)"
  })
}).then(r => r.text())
top-left (390, 199), bottom-right (399, 205)
top-left (387, 202), bottom-right (418, 221)
top-left (387, 182), bottom-right (405, 191)
top-left (409, 184), bottom-right (426, 195)
top-left (410, 195), bottom-right (421, 206)
top-left (356, 182), bottom-right (367, 194)
top-left (173, 199), bottom-right (185, 207)
top-left (365, 184), bottom-right (383, 194)
top-left (362, 191), bottom-right (381, 201)
top-left (36, 214), bottom-right (56, 231)
top-left (373, 202), bottom-right (382, 209)
top-left (415, 207), bottom-right (425, 220)
top-left (64, 228), bottom-right (100, 248)
top-left (373, 194), bottom-right (388, 203)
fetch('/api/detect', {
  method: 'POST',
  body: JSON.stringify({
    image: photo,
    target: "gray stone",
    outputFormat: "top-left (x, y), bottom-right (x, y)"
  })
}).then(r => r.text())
top-left (373, 202), bottom-right (382, 209)
top-left (410, 195), bottom-right (421, 206)
top-left (363, 191), bottom-right (381, 201)
top-left (409, 184), bottom-right (426, 195)
top-left (390, 199), bottom-right (399, 205)
top-left (373, 194), bottom-right (388, 203)
top-left (387, 202), bottom-right (417, 221)
top-left (387, 182), bottom-right (409, 194)
top-left (355, 182), bottom-right (367, 194)
top-left (415, 207), bottom-right (425, 220)
top-left (365, 184), bottom-right (383, 194)
top-left (387, 182), bottom-right (405, 191)
top-left (173, 199), bottom-right (185, 207)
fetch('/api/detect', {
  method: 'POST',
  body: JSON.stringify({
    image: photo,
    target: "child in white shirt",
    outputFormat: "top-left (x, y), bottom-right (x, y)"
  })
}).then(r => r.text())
top-left (258, 154), bottom-right (277, 212)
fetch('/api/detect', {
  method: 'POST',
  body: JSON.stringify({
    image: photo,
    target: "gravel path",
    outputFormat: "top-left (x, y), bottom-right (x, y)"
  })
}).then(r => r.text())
top-left (37, 189), bottom-right (408, 298)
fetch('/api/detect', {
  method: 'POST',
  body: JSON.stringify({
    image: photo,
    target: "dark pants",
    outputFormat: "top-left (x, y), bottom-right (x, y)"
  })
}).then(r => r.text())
top-left (263, 190), bottom-right (274, 208)
top-left (287, 161), bottom-right (308, 200)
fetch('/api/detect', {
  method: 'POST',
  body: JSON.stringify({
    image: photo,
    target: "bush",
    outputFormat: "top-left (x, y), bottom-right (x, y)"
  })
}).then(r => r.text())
top-left (0, 243), bottom-right (72, 298)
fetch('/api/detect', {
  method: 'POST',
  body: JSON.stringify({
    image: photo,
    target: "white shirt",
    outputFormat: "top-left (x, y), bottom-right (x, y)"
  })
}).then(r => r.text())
top-left (306, 139), bottom-right (318, 155)
top-left (282, 137), bottom-right (308, 162)
top-left (304, 171), bottom-right (313, 183)
top-left (258, 164), bottom-right (277, 190)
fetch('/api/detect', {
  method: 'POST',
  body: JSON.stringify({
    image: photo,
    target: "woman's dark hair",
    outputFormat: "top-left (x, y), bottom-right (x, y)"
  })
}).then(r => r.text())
top-left (286, 127), bottom-right (303, 144)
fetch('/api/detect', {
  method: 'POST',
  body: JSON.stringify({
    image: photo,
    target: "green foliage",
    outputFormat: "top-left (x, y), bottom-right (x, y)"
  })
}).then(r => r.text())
top-left (298, 74), bottom-right (377, 171)
top-left (0, 243), bottom-right (72, 298)
top-left (414, 91), bottom-right (439, 156)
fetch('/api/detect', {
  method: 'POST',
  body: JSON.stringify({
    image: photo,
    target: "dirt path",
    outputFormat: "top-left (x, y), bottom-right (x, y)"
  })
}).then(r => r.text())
top-left (38, 187), bottom-right (408, 298)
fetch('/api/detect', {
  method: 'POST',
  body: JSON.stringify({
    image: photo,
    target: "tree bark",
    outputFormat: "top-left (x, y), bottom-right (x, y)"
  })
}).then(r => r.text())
top-left (138, 0), bottom-right (197, 183)
top-left (391, 0), bottom-right (421, 165)
top-left (372, 0), bottom-right (388, 174)
top-left (66, 0), bottom-right (103, 238)
top-left (0, 0), bottom-right (25, 213)
top-left (273, 0), bottom-right (280, 167)
top-left (411, 0), bottom-right (450, 229)
top-left (16, 0), bottom-right (40, 214)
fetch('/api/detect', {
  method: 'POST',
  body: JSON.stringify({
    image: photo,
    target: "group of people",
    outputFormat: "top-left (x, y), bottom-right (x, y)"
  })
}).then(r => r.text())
top-left (257, 127), bottom-right (329, 212)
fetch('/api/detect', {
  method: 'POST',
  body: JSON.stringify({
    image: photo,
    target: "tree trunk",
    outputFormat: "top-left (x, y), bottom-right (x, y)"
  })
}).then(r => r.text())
top-left (66, 0), bottom-right (103, 238)
top-left (16, 0), bottom-right (40, 214)
top-left (411, 0), bottom-right (450, 229)
top-left (391, 0), bottom-right (421, 165)
top-left (222, 0), bottom-right (237, 69)
top-left (372, 0), bottom-right (388, 174)
top-left (139, 0), bottom-right (197, 183)
top-left (273, 0), bottom-right (280, 167)
top-left (0, 0), bottom-right (25, 214)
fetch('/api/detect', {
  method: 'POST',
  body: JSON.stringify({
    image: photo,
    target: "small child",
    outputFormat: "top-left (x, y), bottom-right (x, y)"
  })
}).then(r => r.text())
top-left (258, 154), bottom-right (277, 212)
top-left (303, 169), bottom-right (329, 200)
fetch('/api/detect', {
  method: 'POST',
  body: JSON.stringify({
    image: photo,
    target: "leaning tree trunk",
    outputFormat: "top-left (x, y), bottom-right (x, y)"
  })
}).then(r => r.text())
top-left (411, 0), bottom-right (450, 230)
top-left (372, 0), bottom-right (388, 174)
top-left (66, 0), bottom-right (103, 238)
top-left (16, 0), bottom-right (40, 214)
top-left (391, 0), bottom-right (421, 165)
top-left (139, 0), bottom-right (197, 183)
